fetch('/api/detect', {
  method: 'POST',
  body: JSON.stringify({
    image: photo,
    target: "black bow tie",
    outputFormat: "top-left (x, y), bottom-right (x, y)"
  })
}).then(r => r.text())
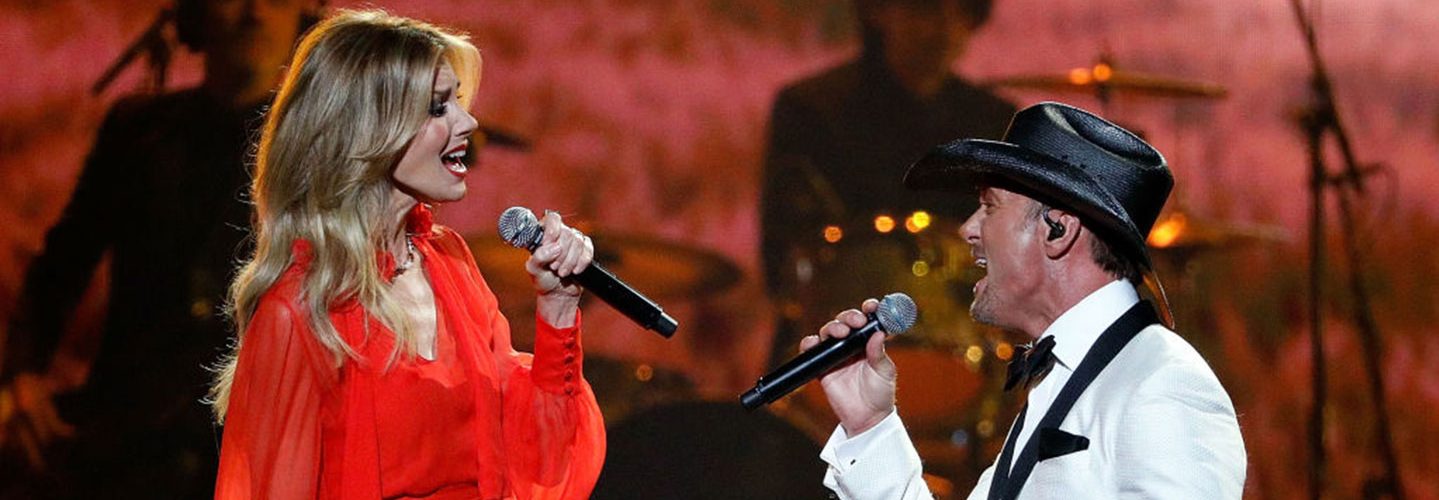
top-left (1005, 336), bottom-right (1057, 392)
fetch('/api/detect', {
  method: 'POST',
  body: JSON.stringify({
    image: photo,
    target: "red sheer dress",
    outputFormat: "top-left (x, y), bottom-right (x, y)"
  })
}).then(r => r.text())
top-left (215, 206), bottom-right (606, 499)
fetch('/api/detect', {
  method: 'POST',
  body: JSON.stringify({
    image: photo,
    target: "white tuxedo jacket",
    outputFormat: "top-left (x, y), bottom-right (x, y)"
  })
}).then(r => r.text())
top-left (820, 284), bottom-right (1246, 499)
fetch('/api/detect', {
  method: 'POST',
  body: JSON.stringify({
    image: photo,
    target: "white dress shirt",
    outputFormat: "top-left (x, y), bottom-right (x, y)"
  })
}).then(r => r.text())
top-left (1005, 279), bottom-right (1138, 472)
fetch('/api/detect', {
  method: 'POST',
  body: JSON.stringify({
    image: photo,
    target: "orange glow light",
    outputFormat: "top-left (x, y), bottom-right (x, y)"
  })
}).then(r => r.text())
top-left (911, 260), bottom-right (930, 277)
top-left (995, 342), bottom-right (1015, 361)
top-left (905, 210), bottom-right (932, 233)
top-left (635, 364), bottom-right (654, 382)
top-left (823, 225), bottom-right (844, 243)
top-left (1148, 213), bottom-right (1188, 248)
top-left (874, 215), bottom-right (896, 234)
top-left (1093, 63), bottom-right (1113, 82)
top-left (964, 345), bottom-right (983, 364)
top-left (1067, 67), bottom-right (1092, 85)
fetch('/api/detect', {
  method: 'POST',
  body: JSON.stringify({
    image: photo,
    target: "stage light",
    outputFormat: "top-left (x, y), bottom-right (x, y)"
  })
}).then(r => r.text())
top-left (912, 260), bottom-right (930, 277)
top-left (1068, 67), bottom-right (1092, 85)
top-left (823, 225), bottom-right (843, 243)
top-left (1149, 212), bottom-right (1188, 248)
top-left (1093, 63), bottom-right (1113, 82)
top-left (874, 215), bottom-right (896, 234)
top-left (783, 303), bottom-right (803, 319)
top-left (995, 342), bottom-right (1014, 361)
top-left (965, 345), bottom-right (983, 364)
top-left (191, 299), bottom-right (212, 318)
top-left (977, 419), bottom-right (995, 438)
top-left (905, 210), bottom-right (932, 233)
top-left (635, 364), bottom-right (654, 382)
top-left (950, 429), bottom-right (970, 447)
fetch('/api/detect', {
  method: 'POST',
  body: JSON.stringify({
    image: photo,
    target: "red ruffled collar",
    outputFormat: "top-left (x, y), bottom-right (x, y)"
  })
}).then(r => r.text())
top-left (406, 203), bottom-right (437, 239)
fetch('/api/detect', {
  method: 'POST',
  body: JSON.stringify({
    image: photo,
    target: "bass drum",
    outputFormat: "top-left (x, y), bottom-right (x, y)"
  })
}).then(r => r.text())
top-left (591, 402), bottom-right (829, 499)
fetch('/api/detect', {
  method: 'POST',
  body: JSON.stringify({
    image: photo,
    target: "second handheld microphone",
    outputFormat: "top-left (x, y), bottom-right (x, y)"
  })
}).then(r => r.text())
top-left (740, 292), bottom-right (916, 410)
top-left (498, 207), bottom-right (678, 338)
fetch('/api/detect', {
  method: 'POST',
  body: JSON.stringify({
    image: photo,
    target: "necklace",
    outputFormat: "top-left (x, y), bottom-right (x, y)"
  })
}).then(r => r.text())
top-left (392, 235), bottom-right (417, 279)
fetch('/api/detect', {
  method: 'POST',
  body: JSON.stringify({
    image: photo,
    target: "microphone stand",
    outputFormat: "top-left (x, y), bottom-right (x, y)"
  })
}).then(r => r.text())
top-left (1288, 1), bottom-right (1404, 498)
top-left (91, 9), bottom-right (174, 96)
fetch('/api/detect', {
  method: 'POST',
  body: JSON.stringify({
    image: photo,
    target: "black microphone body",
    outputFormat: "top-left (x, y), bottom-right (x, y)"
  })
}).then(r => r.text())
top-left (740, 317), bottom-right (882, 410)
top-left (498, 207), bottom-right (677, 337)
top-left (569, 260), bottom-right (677, 337)
top-left (740, 292), bottom-right (916, 410)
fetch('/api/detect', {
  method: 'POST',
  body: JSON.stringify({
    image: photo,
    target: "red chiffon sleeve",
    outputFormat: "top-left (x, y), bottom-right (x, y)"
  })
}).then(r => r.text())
top-left (439, 228), bottom-right (605, 500)
top-left (214, 295), bottom-right (334, 500)
top-left (496, 312), bottom-right (607, 500)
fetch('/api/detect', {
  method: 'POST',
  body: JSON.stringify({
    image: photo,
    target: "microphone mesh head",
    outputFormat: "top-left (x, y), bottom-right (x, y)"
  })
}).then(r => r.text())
top-left (876, 293), bottom-right (918, 334)
top-left (498, 206), bottom-right (543, 250)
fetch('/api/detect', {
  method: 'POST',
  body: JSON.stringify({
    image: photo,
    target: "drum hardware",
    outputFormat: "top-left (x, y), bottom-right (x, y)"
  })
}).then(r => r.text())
top-left (468, 231), bottom-right (741, 302)
top-left (1147, 210), bottom-right (1290, 253)
top-left (982, 53), bottom-right (1228, 102)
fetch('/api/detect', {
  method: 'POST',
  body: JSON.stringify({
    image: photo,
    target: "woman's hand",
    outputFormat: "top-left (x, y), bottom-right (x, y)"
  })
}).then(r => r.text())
top-left (525, 211), bottom-right (593, 328)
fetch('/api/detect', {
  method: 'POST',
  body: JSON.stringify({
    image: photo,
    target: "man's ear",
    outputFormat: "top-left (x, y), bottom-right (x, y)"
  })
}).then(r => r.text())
top-left (1041, 208), bottom-right (1082, 258)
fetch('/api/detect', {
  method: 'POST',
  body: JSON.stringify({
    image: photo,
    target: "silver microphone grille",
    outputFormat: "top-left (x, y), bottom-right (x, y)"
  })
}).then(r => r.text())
top-left (876, 293), bottom-right (918, 334)
top-left (498, 206), bottom-right (543, 250)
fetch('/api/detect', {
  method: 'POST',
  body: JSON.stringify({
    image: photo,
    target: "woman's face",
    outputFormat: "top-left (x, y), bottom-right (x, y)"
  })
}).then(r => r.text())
top-left (393, 60), bottom-right (480, 204)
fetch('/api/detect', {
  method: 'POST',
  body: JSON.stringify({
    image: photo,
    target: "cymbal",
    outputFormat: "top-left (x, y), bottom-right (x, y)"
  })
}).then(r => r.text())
top-left (1147, 212), bottom-right (1290, 251)
top-left (984, 64), bottom-right (1227, 100)
top-left (466, 232), bottom-right (742, 299)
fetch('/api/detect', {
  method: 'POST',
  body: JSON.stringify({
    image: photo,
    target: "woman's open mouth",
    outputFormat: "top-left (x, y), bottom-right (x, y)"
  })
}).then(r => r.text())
top-left (441, 145), bottom-right (467, 177)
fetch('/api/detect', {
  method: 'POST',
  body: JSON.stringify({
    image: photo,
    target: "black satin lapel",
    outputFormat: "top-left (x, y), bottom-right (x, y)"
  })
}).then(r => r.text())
top-left (1036, 428), bottom-right (1090, 461)
top-left (988, 405), bottom-right (1028, 500)
top-left (998, 301), bottom-right (1159, 500)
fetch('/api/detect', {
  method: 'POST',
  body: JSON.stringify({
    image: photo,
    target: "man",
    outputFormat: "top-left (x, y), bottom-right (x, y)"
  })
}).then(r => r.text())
top-left (761, 0), bottom-right (1016, 368)
top-left (0, 0), bottom-right (310, 496)
top-left (804, 102), bottom-right (1246, 499)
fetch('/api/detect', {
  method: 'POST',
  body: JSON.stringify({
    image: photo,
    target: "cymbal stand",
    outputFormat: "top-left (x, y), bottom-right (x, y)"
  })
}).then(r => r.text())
top-left (91, 9), bottom-right (174, 96)
top-left (1289, 0), bottom-right (1403, 498)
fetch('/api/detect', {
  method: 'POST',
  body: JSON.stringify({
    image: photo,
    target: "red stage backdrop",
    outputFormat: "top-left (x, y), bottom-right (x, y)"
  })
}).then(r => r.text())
top-left (2, 1), bottom-right (1437, 498)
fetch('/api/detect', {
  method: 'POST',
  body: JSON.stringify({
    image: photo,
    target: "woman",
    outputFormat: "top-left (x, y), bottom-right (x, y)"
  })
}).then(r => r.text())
top-left (209, 10), bottom-right (605, 499)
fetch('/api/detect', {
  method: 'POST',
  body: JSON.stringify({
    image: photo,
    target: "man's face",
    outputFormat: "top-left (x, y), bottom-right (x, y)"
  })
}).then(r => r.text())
top-left (959, 186), bottom-right (1048, 331)
top-left (205, 0), bottom-right (306, 76)
top-left (874, 0), bottom-right (974, 76)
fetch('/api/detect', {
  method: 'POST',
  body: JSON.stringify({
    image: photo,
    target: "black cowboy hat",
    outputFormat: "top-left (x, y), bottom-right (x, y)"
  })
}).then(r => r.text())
top-left (903, 101), bottom-right (1172, 268)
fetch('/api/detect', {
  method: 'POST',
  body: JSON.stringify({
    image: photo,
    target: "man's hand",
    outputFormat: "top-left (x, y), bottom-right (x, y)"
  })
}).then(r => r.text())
top-left (799, 298), bottom-right (897, 437)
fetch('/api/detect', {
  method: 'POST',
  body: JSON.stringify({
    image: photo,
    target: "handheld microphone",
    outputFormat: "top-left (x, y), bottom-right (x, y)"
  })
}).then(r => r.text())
top-left (498, 207), bottom-right (678, 338)
top-left (739, 293), bottom-right (916, 410)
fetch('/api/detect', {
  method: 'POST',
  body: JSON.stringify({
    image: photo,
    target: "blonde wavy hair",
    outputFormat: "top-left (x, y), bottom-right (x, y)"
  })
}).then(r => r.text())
top-left (209, 9), bottom-right (479, 421)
